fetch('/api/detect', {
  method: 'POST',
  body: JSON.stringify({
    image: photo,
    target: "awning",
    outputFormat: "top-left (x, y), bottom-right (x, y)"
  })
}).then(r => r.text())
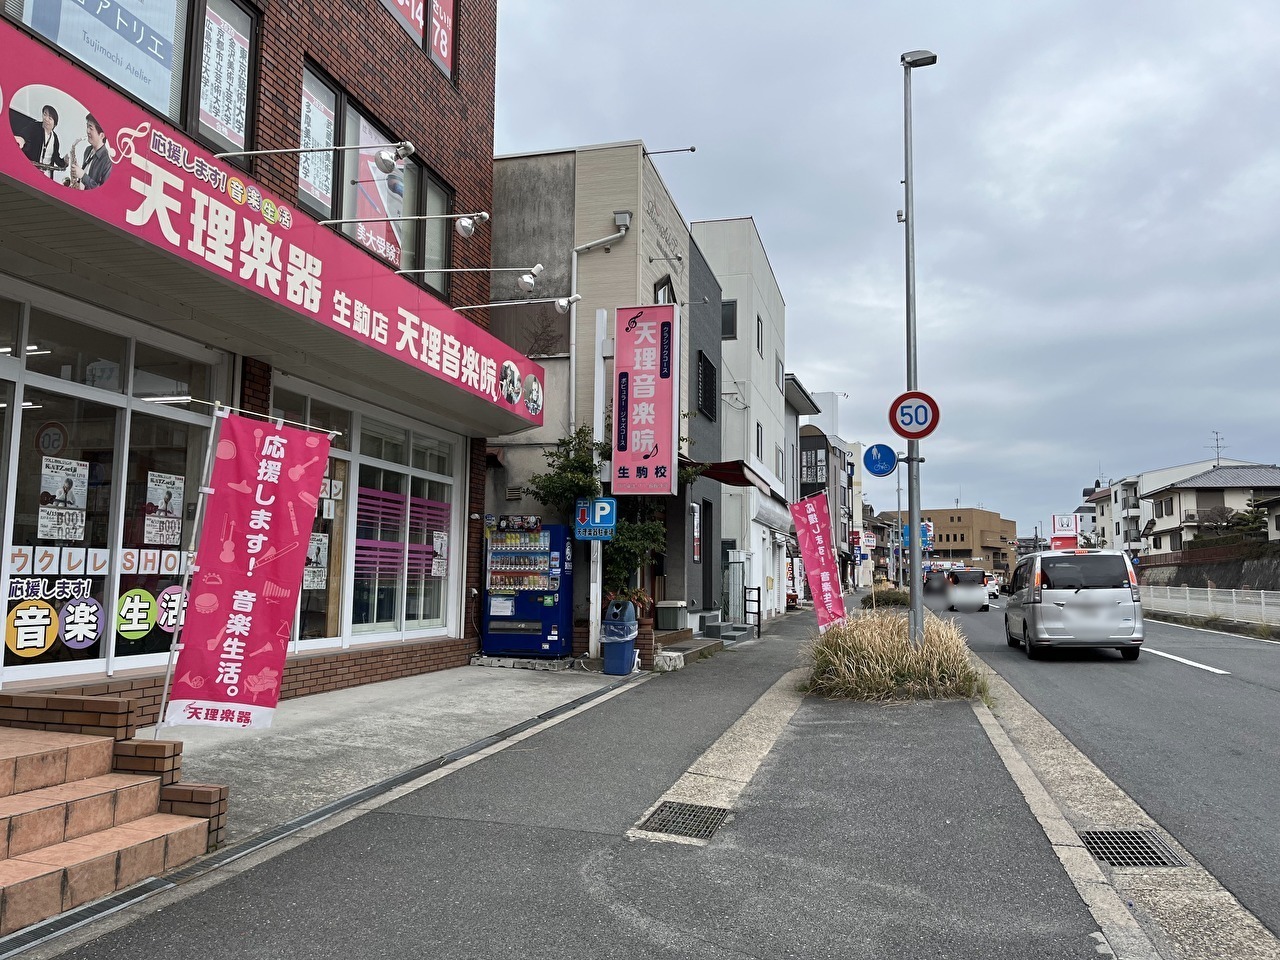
top-left (681, 457), bottom-right (772, 497)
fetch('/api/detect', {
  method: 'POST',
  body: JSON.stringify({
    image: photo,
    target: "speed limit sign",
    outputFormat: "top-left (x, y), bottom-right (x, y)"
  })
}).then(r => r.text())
top-left (889, 391), bottom-right (940, 440)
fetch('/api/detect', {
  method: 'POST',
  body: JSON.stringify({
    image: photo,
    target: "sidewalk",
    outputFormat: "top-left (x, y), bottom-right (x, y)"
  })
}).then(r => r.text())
top-left (13, 610), bottom-right (1142, 959)
top-left (144, 660), bottom-right (630, 844)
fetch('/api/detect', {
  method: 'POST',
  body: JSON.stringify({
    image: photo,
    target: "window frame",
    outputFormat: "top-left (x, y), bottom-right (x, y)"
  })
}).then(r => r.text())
top-left (294, 65), bottom-right (457, 297)
top-left (721, 300), bottom-right (737, 339)
top-left (654, 276), bottom-right (674, 305)
top-left (756, 315), bottom-right (764, 357)
top-left (695, 351), bottom-right (717, 421)
top-left (184, 0), bottom-right (261, 162)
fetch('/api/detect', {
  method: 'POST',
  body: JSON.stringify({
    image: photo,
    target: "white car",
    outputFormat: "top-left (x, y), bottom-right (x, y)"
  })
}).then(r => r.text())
top-left (946, 569), bottom-right (989, 612)
top-left (986, 574), bottom-right (1002, 600)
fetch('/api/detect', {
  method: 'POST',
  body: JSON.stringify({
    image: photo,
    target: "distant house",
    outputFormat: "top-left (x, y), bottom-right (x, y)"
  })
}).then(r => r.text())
top-left (1140, 464), bottom-right (1280, 551)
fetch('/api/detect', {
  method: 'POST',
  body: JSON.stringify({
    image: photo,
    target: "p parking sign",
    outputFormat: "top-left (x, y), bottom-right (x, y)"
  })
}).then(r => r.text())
top-left (574, 497), bottom-right (617, 541)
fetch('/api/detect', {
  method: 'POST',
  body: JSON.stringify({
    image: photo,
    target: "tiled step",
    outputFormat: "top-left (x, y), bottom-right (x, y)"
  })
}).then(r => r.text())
top-left (0, 731), bottom-right (114, 795)
top-left (0, 773), bottom-right (161, 857)
top-left (0, 813), bottom-right (207, 934)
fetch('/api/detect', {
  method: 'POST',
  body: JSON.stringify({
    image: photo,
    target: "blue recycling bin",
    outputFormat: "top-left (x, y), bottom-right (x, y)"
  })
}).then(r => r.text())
top-left (601, 600), bottom-right (638, 675)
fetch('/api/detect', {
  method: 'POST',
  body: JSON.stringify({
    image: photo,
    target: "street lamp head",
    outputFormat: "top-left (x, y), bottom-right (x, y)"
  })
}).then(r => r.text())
top-left (373, 141), bottom-right (416, 174)
top-left (901, 50), bottom-right (938, 68)
top-left (554, 294), bottom-right (582, 315)
top-left (454, 211), bottom-right (490, 238)
top-left (516, 263), bottom-right (544, 293)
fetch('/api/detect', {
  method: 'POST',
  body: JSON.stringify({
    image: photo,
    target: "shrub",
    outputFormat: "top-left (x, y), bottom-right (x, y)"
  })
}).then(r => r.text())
top-left (861, 588), bottom-right (910, 609)
top-left (804, 612), bottom-right (990, 702)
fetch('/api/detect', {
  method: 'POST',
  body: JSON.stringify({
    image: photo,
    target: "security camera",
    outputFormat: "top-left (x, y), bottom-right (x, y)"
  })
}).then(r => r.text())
top-left (896, 210), bottom-right (905, 223)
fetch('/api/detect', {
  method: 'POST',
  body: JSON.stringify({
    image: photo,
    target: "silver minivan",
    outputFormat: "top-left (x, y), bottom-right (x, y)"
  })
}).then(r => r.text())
top-left (1003, 549), bottom-right (1143, 660)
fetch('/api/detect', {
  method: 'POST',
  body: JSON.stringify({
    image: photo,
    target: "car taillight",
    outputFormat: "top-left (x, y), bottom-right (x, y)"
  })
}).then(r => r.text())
top-left (1128, 566), bottom-right (1140, 601)
top-left (1030, 569), bottom-right (1042, 604)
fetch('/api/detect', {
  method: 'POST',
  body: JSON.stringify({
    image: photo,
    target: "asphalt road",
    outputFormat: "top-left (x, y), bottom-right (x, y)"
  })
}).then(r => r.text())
top-left (951, 597), bottom-right (1280, 937)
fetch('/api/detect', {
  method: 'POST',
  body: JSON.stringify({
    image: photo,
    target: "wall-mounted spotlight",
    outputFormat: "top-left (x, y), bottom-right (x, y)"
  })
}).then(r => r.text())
top-left (643, 146), bottom-right (697, 157)
top-left (318, 211), bottom-right (489, 238)
top-left (456, 294), bottom-right (581, 315)
top-left (215, 141), bottom-right (415, 174)
top-left (395, 263), bottom-right (544, 293)
top-left (649, 255), bottom-right (683, 264)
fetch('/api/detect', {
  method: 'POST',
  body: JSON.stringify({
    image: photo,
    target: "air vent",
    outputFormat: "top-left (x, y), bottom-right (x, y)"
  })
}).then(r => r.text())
top-left (505, 486), bottom-right (522, 501)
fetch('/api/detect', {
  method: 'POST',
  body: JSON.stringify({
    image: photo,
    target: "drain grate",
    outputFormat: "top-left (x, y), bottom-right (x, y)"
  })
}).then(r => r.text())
top-left (639, 801), bottom-right (731, 840)
top-left (1079, 829), bottom-right (1186, 868)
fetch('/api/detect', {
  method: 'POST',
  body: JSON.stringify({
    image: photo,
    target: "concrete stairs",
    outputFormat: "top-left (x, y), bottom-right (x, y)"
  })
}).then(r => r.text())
top-left (696, 611), bottom-right (752, 645)
top-left (0, 728), bottom-right (207, 935)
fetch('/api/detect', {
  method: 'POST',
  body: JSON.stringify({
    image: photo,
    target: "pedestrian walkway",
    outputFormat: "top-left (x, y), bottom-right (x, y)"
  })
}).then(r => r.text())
top-left (11, 611), bottom-right (1131, 959)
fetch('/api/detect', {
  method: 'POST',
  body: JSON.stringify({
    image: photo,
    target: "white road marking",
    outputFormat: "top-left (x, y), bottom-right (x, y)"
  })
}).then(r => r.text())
top-left (1143, 648), bottom-right (1231, 675)
top-left (1150, 618), bottom-right (1280, 645)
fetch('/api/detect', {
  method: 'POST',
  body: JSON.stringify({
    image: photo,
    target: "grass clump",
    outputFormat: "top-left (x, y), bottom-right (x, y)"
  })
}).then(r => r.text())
top-left (804, 611), bottom-right (990, 702)
top-left (861, 588), bottom-right (910, 609)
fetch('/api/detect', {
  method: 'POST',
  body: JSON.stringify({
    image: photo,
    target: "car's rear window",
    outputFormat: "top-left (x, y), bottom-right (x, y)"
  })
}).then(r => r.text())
top-left (1040, 555), bottom-right (1129, 590)
top-left (951, 570), bottom-right (986, 585)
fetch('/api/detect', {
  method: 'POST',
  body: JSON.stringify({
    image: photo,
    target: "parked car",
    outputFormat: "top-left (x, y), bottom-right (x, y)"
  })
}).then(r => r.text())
top-left (946, 569), bottom-right (989, 612)
top-left (1002, 549), bottom-right (1143, 660)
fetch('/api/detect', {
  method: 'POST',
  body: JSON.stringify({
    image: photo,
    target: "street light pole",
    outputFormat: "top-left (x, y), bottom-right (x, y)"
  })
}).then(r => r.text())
top-left (901, 49), bottom-right (936, 645)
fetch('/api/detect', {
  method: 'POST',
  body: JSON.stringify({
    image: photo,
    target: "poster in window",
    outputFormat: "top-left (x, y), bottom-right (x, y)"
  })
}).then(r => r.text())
top-left (19, 0), bottom-right (182, 119)
top-left (38, 456), bottom-right (88, 540)
top-left (299, 76), bottom-right (335, 210)
top-left (303, 533), bottom-right (328, 589)
top-left (351, 116), bottom-right (405, 267)
top-left (429, 0), bottom-right (455, 77)
top-left (144, 471), bottom-right (185, 546)
top-left (198, 1), bottom-right (251, 149)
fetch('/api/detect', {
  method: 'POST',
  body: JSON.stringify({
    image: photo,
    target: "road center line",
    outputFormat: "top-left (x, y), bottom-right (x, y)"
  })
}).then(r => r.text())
top-left (1143, 648), bottom-right (1231, 674)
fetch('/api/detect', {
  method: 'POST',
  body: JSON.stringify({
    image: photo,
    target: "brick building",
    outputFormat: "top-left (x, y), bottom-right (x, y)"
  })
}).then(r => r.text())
top-left (0, 0), bottom-right (536, 709)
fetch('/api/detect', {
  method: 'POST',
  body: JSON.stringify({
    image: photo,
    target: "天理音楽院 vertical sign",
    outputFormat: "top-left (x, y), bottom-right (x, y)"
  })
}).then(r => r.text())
top-left (612, 304), bottom-right (680, 496)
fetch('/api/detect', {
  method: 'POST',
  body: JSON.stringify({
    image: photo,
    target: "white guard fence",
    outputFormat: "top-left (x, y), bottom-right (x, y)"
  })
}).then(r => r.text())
top-left (1142, 585), bottom-right (1280, 627)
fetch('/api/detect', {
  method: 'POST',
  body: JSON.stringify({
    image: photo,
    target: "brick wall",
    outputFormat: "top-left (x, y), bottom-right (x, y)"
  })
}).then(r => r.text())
top-left (18, 635), bottom-right (478, 728)
top-left (246, 0), bottom-right (496, 318)
top-left (240, 356), bottom-right (272, 415)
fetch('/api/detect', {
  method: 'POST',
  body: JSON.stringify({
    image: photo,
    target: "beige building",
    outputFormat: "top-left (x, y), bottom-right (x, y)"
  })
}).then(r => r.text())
top-left (887, 507), bottom-right (1018, 575)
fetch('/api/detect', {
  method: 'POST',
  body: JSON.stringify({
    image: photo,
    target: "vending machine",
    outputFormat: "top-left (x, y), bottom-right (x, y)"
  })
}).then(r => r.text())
top-left (481, 521), bottom-right (574, 657)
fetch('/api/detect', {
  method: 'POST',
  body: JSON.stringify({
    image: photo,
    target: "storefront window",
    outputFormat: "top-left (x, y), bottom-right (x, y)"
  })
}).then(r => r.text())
top-left (309, 397), bottom-right (350, 452)
top-left (0, 297), bottom-right (20, 356)
top-left (353, 465), bottom-right (405, 631)
top-left (299, 458), bottom-right (346, 640)
top-left (270, 386), bottom-right (308, 425)
top-left (411, 433), bottom-right (452, 474)
top-left (26, 309), bottom-right (127, 392)
top-left (6, 389), bottom-right (117, 666)
top-left (132, 342), bottom-right (214, 408)
top-left (405, 476), bottom-right (449, 627)
top-left (360, 417), bottom-right (407, 464)
top-left (115, 413), bottom-right (207, 657)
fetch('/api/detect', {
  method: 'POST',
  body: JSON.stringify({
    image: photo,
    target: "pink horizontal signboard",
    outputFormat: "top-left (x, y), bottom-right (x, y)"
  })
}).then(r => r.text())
top-left (166, 414), bottom-right (328, 729)
top-left (0, 20), bottom-right (543, 426)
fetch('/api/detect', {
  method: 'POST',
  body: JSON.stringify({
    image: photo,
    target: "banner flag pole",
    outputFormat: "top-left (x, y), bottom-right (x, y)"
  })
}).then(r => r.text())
top-left (154, 403), bottom-right (228, 737)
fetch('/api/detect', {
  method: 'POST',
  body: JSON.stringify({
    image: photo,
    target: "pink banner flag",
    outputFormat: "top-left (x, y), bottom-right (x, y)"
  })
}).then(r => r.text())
top-left (165, 414), bottom-right (329, 729)
top-left (789, 493), bottom-right (847, 634)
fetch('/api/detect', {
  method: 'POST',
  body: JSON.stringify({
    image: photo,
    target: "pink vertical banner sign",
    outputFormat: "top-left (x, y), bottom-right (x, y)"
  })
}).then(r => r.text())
top-left (789, 493), bottom-right (847, 633)
top-left (165, 414), bottom-right (330, 729)
top-left (612, 304), bottom-right (680, 496)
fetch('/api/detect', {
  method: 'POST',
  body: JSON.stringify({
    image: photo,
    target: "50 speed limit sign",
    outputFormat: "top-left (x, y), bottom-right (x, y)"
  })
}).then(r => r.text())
top-left (889, 391), bottom-right (940, 440)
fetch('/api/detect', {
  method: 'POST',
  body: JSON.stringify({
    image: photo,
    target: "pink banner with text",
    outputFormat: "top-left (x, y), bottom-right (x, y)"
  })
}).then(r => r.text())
top-left (0, 19), bottom-right (543, 426)
top-left (790, 493), bottom-right (847, 634)
top-left (165, 414), bottom-right (329, 729)
top-left (611, 304), bottom-right (679, 496)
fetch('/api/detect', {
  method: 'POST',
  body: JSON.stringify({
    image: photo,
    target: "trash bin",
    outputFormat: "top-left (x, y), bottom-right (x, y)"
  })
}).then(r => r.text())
top-left (601, 600), bottom-right (638, 675)
top-left (655, 600), bottom-right (688, 631)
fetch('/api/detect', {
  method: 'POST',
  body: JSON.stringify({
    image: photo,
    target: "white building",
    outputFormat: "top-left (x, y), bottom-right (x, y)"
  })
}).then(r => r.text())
top-left (691, 218), bottom-right (791, 621)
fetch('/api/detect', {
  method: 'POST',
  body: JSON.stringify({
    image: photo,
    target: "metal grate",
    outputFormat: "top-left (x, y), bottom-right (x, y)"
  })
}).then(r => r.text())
top-left (639, 802), bottom-right (731, 840)
top-left (1079, 829), bottom-right (1186, 868)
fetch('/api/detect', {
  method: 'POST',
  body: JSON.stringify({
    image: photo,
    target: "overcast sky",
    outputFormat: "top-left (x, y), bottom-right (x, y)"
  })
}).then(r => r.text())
top-left (493, 2), bottom-right (1280, 534)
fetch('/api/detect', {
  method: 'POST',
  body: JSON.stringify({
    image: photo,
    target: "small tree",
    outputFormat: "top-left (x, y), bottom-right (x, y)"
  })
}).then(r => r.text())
top-left (523, 426), bottom-right (603, 521)
top-left (1199, 505), bottom-right (1235, 535)
top-left (1231, 498), bottom-right (1269, 535)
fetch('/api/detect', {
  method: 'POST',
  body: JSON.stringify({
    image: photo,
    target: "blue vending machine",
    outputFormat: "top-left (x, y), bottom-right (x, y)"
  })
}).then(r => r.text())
top-left (481, 521), bottom-right (574, 657)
